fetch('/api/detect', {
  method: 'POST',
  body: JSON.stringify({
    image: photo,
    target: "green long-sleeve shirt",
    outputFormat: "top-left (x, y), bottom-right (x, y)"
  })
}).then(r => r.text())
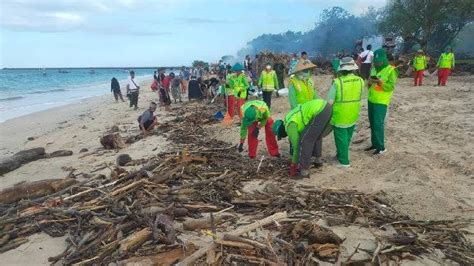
top-left (286, 122), bottom-right (300, 164)
top-left (239, 102), bottom-right (270, 140)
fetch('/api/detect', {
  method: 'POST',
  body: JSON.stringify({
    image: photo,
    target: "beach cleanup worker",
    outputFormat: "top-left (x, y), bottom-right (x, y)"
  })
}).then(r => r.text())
top-left (224, 70), bottom-right (235, 118)
top-left (365, 49), bottom-right (398, 155)
top-left (138, 102), bottom-right (158, 136)
top-left (258, 63), bottom-right (279, 109)
top-left (436, 47), bottom-right (455, 86)
top-left (412, 50), bottom-right (427, 86)
top-left (272, 99), bottom-right (332, 178)
top-left (237, 100), bottom-right (280, 159)
top-left (111, 77), bottom-right (124, 102)
top-left (327, 57), bottom-right (363, 167)
top-left (229, 63), bottom-right (249, 120)
top-left (288, 60), bottom-right (318, 109)
top-left (126, 70), bottom-right (140, 110)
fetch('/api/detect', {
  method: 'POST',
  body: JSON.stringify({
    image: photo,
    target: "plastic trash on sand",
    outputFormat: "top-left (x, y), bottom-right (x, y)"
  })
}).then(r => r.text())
top-left (277, 88), bottom-right (289, 96)
top-left (214, 111), bottom-right (224, 121)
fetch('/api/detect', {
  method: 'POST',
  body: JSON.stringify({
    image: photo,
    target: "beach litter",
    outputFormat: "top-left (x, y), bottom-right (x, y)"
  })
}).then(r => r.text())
top-left (0, 103), bottom-right (472, 265)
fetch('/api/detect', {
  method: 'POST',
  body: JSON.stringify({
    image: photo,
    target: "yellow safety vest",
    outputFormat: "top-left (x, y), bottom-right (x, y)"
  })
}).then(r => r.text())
top-left (331, 74), bottom-right (363, 126)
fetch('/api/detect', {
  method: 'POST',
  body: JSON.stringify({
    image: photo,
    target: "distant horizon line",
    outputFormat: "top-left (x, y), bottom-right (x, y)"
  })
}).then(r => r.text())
top-left (1, 66), bottom-right (188, 70)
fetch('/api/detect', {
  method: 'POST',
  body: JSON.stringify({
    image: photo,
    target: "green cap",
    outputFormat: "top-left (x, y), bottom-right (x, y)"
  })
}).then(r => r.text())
top-left (232, 63), bottom-right (244, 72)
top-left (373, 49), bottom-right (387, 63)
top-left (272, 119), bottom-right (287, 140)
top-left (242, 107), bottom-right (257, 127)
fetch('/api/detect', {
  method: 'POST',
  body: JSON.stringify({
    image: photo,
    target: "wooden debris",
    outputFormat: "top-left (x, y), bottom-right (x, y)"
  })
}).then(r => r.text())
top-left (100, 132), bottom-right (126, 149)
top-left (0, 147), bottom-right (45, 175)
top-left (0, 178), bottom-right (77, 204)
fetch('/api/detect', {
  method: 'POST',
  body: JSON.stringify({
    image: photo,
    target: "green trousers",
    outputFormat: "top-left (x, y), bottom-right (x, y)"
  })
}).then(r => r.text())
top-left (333, 125), bottom-right (355, 165)
top-left (368, 101), bottom-right (387, 150)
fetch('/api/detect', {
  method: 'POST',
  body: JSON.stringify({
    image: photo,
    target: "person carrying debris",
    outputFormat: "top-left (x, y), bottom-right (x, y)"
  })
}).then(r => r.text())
top-left (272, 99), bottom-right (332, 178)
top-left (138, 102), bottom-right (158, 136)
top-left (258, 63), bottom-right (279, 109)
top-left (436, 47), bottom-right (455, 86)
top-left (412, 50), bottom-right (427, 86)
top-left (288, 60), bottom-right (318, 109)
top-left (327, 57), bottom-right (364, 167)
top-left (237, 100), bottom-right (280, 159)
top-left (365, 49), bottom-right (398, 155)
top-left (229, 63), bottom-right (249, 120)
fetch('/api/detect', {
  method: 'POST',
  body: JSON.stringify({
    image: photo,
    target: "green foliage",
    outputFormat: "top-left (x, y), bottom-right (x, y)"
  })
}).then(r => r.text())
top-left (238, 7), bottom-right (377, 57)
top-left (192, 60), bottom-right (208, 68)
top-left (378, 0), bottom-right (474, 54)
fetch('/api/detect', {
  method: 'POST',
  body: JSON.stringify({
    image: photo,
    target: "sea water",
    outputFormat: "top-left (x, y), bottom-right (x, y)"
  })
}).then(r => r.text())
top-left (0, 68), bottom-right (158, 122)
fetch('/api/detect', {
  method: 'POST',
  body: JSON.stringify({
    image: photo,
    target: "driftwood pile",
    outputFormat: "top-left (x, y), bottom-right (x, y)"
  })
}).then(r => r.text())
top-left (0, 103), bottom-right (472, 265)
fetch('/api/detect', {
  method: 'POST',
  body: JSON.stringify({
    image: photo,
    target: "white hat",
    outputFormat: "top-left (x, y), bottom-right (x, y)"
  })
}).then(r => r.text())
top-left (339, 57), bottom-right (358, 71)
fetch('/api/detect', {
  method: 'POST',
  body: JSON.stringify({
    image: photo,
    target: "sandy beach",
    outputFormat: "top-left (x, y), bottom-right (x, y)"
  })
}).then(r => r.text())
top-left (0, 75), bottom-right (473, 264)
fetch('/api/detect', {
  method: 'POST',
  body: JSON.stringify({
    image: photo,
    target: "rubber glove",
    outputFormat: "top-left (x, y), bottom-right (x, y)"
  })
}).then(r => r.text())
top-left (238, 143), bottom-right (244, 152)
top-left (290, 163), bottom-right (298, 177)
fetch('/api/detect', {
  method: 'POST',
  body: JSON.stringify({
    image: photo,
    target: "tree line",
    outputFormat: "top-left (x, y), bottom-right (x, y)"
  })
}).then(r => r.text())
top-left (237, 0), bottom-right (473, 58)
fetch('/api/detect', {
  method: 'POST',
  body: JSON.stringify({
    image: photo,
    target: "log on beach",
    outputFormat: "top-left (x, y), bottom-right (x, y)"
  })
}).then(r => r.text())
top-left (100, 133), bottom-right (126, 149)
top-left (0, 148), bottom-right (46, 175)
top-left (0, 178), bottom-right (77, 204)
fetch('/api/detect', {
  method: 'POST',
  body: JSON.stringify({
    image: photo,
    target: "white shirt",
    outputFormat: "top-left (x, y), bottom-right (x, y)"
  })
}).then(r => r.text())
top-left (360, 50), bottom-right (374, 63)
top-left (128, 77), bottom-right (139, 91)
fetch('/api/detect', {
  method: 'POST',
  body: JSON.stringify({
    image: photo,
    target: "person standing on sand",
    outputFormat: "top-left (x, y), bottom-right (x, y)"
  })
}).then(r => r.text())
top-left (237, 100), bottom-right (280, 159)
top-left (111, 77), bottom-right (124, 102)
top-left (327, 57), bottom-right (364, 168)
top-left (170, 74), bottom-right (182, 103)
top-left (288, 53), bottom-right (298, 75)
top-left (365, 49), bottom-right (398, 155)
top-left (359, 45), bottom-right (373, 80)
top-left (126, 70), bottom-right (140, 110)
top-left (272, 99), bottom-right (332, 178)
top-left (138, 102), bottom-right (158, 136)
top-left (258, 63), bottom-right (278, 109)
top-left (412, 50), bottom-right (427, 86)
top-left (288, 60), bottom-right (318, 109)
top-left (436, 47), bottom-right (455, 86)
top-left (228, 63), bottom-right (249, 121)
top-left (188, 76), bottom-right (203, 100)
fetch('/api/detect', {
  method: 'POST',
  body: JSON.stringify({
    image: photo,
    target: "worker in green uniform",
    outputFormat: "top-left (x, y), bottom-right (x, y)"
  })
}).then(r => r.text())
top-left (365, 49), bottom-right (398, 155)
top-left (237, 100), bottom-right (280, 158)
top-left (228, 63), bottom-right (249, 120)
top-left (258, 63), bottom-right (279, 109)
top-left (272, 99), bottom-right (332, 178)
top-left (412, 49), bottom-right (427, 86)
top-left (288, 60), bottom-right (318, 109)
top-left (327, 57), bottom-right (364, 167)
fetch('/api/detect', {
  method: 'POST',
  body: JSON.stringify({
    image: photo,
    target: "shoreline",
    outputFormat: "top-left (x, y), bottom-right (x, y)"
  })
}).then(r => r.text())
top-left (0, 78), bottom-right (154, 158)
top-left (0, 74), bottom-right (154, 123)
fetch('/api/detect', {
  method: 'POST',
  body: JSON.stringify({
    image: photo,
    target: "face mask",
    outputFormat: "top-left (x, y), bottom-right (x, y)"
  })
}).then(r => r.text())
top-left (297, 70), bottom-right (311, 79)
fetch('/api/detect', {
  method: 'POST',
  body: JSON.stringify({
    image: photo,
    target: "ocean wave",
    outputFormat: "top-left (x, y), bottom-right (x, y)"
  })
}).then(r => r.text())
top-left (0, 96), bottom-right (24, 102)
top-left (28, 88), bottom-right (67, 94)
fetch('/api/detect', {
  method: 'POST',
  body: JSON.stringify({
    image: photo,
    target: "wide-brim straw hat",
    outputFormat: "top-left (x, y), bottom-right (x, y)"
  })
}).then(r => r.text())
top-left (291, 60), bottom-right (317, 75)
top-left (339, 57), bottom-right (358, 71)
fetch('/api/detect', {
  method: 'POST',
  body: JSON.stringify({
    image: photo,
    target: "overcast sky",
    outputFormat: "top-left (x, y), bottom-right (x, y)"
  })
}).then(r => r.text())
top-left (0, 0), bottom-right (386, 68)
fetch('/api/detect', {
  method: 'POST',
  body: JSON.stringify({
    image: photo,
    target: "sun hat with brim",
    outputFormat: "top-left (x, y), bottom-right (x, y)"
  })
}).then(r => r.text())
top-left (291, 60), bottom-right (317, 75)
top-left (338, 57), bottom-right (358, 71)
top-left (417, 49), bottom-right (423, 53)
top-left (272, 120), bottom-right (287, 140)
top-left (232, 63), bottom-right (244, 72)
top-left (242, 107), bottom-right (257, 128)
